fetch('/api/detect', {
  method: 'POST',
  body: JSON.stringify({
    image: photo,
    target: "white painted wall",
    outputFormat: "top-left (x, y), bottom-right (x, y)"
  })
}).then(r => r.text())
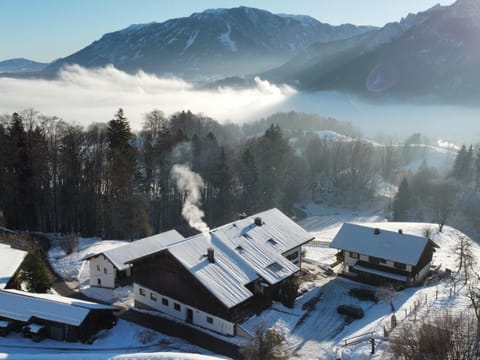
top-left (344, 251), bottom-right (412, 272)
top-left (133, 283), bottom-right (235, 336)
top-left (89, 255), bottom-right (116, 288)
top-left (413, 262), bottom-right (431, 283)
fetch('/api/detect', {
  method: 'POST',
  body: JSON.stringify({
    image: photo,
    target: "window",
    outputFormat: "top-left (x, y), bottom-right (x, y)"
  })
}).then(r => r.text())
top-left (267, 262), bottom-right (284, 273)
top-left (150, 293), bottom-right (157, 301)
top-left (369, 256), bottom-right (380, 265)
top-left (96, 264), bottom-right (100, 271)
top-left (350, 252), bottom-right (359, 259)
top-left (162, 298), bottom-right (169, 306)
top-left (206, 316), bottom-right (213, 324)
top-left (267, 238), bottom-right (278, 246)
top-left (97, 278), bottom-right (101, 286)
top-left (104, 267), bottom-right (107, 274)
top-left (139, 288), bottom-right (146, 296)
top-left (174, 303), bottom-right (181, 311)
top-left (394, 262), bottom-right (406, 270)
top-left (286, 251), bottom-right (299, 261)
top-left (380, 258), bottom-right (387, 264)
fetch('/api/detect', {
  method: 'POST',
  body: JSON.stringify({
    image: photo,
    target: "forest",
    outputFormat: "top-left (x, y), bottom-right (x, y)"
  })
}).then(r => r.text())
top-left (0, 108), bottom-right (478, 240)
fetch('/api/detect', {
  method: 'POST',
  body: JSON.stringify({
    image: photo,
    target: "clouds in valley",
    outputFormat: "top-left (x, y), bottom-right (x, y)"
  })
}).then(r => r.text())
top-left (0, 65), bottom-right (295, 129)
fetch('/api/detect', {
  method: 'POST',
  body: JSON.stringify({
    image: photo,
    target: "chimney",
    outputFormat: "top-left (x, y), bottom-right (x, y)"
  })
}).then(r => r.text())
top-left (398, 229), bottom-right (403, 234)
top-left (254, 217), bottom-right (262, 226)
top-left (374, 228), bottom-right (380, 235)
top-left (207, 247), bottom-right (215, 263)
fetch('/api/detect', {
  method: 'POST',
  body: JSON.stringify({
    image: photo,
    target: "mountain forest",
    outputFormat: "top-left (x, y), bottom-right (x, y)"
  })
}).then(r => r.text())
top-left (1, 108), bottom-right (478, 241)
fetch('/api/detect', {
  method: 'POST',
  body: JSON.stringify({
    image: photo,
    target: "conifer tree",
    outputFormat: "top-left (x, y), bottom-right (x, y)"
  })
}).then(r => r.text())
top-left (393, 177), bottom-right (411, 221)
top-left (20, 250), bottom-right (52, 293)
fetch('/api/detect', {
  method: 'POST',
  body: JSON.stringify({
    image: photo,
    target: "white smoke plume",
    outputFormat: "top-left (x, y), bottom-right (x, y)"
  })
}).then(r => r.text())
top-left (170, 164), bottom-right (210, 233)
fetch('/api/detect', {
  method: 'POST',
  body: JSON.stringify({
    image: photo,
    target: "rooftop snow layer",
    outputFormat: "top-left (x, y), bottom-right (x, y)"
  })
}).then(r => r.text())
top-left (211, 228), bottom-right (300, 286)
top-left (0, 244), bottom-right (27, 289)
top-left (330, 223), bottom-right (429, 265)
top-left (212, 208), bottom-right (314, 254)
top-left (168, 233), bottom-right (256, 309)
top-left (95, 230), bottom-right (185, 271)
top-left (0, 289), bottom-right (116, 326)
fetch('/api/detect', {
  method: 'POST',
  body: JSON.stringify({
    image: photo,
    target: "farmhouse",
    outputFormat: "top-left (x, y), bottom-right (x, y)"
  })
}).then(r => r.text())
top-left (87, 230), bottom-right (185, 288)
top-left (0, 243), bottom-right (27, 289)
top-left (330, 223), bottom-right (438, 286)
top-left (0, 289), bottom-right (117, 342)
top-left (128, 208), bottom-right (314, 336)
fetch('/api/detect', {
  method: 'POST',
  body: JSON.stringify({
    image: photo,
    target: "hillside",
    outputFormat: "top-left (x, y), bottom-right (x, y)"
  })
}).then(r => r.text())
top-left (264, 0), bottom-right (480, 102)
top-left (44, 7), bottom-right (374, 78)
top-left (0, 58), bottom-right (48, 73)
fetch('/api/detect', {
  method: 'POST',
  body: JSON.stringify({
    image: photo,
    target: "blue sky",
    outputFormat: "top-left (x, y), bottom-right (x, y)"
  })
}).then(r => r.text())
top-left (2, 0), bottom-right (455, 62)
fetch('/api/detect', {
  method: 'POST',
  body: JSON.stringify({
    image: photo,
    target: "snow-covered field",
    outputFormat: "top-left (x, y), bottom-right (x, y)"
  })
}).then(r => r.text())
top-left (1, 203), bottom-right (477, 359)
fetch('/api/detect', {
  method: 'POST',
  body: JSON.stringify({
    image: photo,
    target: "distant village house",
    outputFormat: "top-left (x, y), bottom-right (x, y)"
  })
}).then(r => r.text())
top-left (330, 223), bottom-right (438, 286)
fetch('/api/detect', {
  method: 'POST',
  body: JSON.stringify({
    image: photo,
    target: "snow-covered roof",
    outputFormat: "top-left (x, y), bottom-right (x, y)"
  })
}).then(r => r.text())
top-left (211, 227), bottom-right (300, 286)
top-left (168, 233), bottom-right (256, 309)
top-left (0, 243), bottom-right (27, 289)
top-left (93, 230), bottom-right (185, 271)
top-left (212, 208), bottom-right (314, 255)
top-left (330, 223), bottom-right (429, 265)
top-left (0, 289), bottom-right (117, 326)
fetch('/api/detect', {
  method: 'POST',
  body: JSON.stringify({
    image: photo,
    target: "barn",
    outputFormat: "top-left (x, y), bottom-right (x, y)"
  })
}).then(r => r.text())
top-left (87, 230), bottom-right (185, 288)
top-left (0, 289), bottom-right (118, 342)
top-left (330, 223), bottom-right (438, 286)
top-left (129, 208), bottom-right (314, 336)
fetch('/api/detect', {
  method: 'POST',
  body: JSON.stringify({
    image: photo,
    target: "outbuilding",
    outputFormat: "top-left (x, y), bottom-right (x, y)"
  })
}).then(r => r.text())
top-left (0, 289), bottom-right (118, 342)
top-left (87, 230), bottom-right (185, 288)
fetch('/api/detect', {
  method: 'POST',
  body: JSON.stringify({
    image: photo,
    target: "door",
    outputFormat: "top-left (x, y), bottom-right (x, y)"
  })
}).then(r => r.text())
top-left (186, 309), bottom-right (193, 324)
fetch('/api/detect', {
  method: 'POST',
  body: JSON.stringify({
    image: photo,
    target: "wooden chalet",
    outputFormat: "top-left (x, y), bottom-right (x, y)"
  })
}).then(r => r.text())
top-left (0, 289), bottom-right (118, 342)
top-left (330, 223), bottom-right (438, 286)
top-left (128, 208), bottom-right (314, 336)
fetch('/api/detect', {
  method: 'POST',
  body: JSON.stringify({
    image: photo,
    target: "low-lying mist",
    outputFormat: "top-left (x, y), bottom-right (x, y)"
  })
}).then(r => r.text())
top-left (0, 65), bottom-right (295, 128)
top-left (1, 65), bottom-right (478, 143)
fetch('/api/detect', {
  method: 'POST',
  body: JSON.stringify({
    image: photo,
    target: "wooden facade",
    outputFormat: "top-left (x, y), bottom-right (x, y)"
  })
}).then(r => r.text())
top-left (132, 250), bottom-right (258, 322)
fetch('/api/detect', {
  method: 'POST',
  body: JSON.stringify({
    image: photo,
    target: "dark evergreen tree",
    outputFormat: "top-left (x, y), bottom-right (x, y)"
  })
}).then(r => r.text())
top-left (393, 177), bottom-right (412, 221)
top-left (20, 250), bottom-right (52, 293)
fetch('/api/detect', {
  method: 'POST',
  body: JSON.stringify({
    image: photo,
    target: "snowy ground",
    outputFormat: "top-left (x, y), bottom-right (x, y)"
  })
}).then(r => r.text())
top-left (0, 318), bottom-right (227, 360)
top-left (3, 203), bottom-right (476, 359)
top-left (243, 205), bottom-right (478, 359)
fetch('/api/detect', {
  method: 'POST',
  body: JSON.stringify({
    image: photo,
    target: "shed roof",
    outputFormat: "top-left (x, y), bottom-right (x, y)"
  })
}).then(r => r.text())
top-left (0, 244), bottom-right (27, 289)
top-left (168, 233), bottom-right (256, 309)
top-left (94, 230), bottom-right (185, 271)
top-left (0, 289), bottom-right (117, 326)
top-left (330, 223), bottom-right (429, 266)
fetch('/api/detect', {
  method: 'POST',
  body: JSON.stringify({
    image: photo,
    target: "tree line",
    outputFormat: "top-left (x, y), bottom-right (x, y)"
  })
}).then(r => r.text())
top-left (3, 108), bottom-right (475, 241)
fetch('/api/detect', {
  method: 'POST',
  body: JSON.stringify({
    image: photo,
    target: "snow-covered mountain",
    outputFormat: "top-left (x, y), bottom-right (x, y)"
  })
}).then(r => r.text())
top-left (0, 58), bottom-right (48, 73)
top-left (264, 0), bottom-right (480, 102)
top-left (45, 7), bottom-right (375, 78)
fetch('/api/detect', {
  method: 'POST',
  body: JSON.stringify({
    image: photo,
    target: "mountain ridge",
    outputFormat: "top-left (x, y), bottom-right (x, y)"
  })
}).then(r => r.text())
top-left (44, 6), bottom-right (375, 79)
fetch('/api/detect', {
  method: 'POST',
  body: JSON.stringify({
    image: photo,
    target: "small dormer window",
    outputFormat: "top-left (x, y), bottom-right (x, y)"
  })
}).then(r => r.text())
top-left (267, 238), bottom-right (278, 246)
top-left (267, 262), bottom-right (284, 273)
